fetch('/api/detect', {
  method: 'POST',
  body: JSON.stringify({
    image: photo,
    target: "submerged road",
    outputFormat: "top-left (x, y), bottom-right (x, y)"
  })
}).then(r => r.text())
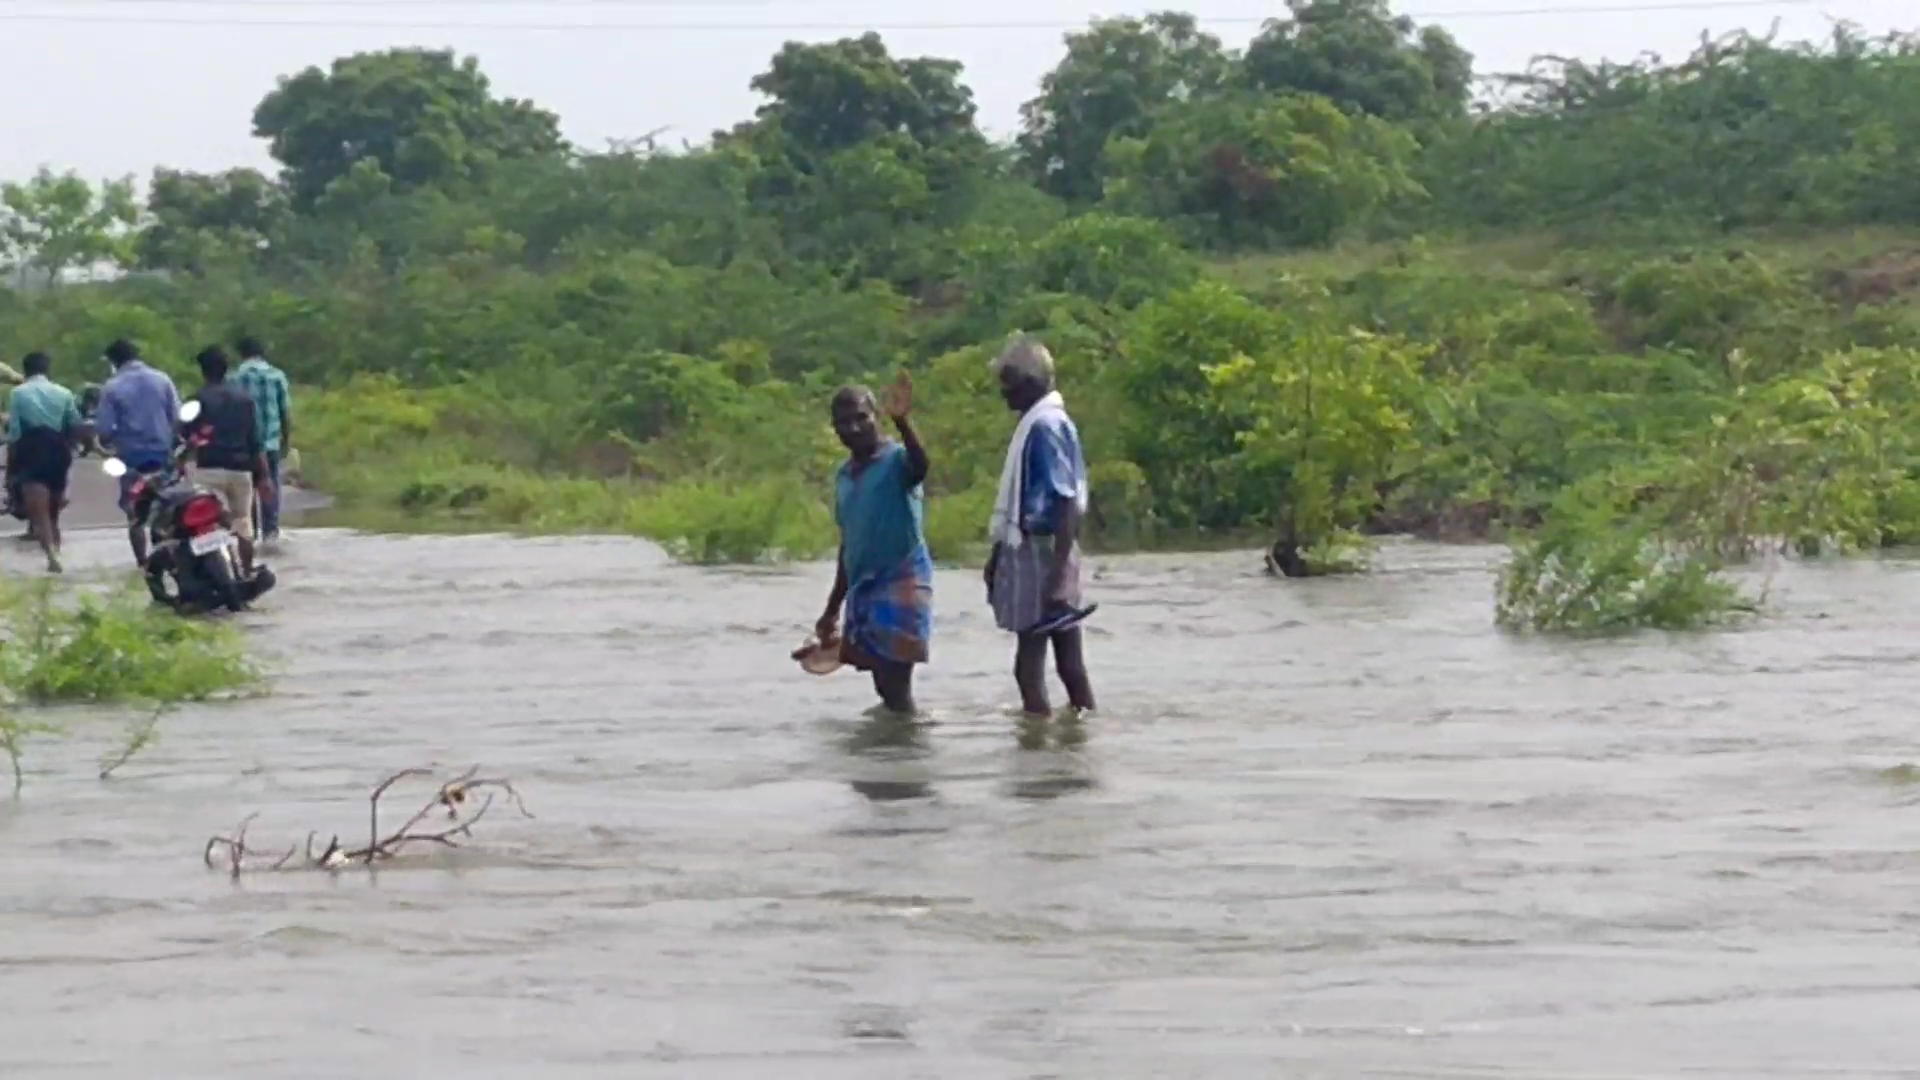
top-left (3, 453), bottom-right (332, 532)
top-left (6, 538), bottom-right (1920, 1076)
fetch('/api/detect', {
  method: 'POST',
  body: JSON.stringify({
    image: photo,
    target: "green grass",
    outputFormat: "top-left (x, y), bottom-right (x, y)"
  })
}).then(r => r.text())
top-left (314, 457), bottom-right (1010, 566)
top-left (309, 460), bottom-right (838, 563)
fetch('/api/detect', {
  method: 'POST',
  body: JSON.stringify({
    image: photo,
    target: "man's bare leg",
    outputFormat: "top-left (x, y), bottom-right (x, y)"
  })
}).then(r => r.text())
top-left (1014, 632), bottom-right (1052, 717)
top-left (870, 662), bottom-right (916, 715)
top-left (1051, 627), bottom-right (1096, 712)
top-left (23, 483), bottom-right (58, 572)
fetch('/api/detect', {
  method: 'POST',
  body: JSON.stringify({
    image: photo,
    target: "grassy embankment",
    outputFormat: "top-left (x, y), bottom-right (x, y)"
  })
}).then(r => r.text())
top-left (293, 224), bottom-right (1920, 575)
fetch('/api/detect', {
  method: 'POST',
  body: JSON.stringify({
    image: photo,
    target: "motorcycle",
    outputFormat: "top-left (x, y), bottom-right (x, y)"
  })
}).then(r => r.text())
top-left (101, 400), bottom-right (276, 615)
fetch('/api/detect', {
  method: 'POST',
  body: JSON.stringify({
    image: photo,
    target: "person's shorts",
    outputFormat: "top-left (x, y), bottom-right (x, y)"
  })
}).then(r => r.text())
top-left (191, 467), bottom-right (256, 541)
top-left (12, 427), bottom-right (72, 498)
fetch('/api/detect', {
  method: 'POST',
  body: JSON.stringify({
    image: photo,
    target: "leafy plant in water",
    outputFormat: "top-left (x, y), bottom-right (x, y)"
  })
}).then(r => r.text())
top-left (1496, 528), bottom-right (1753, 634)
top-left (1494, 478), bottom-right (1758, 634)
top-left (1497, 345), bottom-right (1920, 633)
top-left (0, 581), bottom-right (263, 703)
top-left (1202, 301), bottom-right (1429, 574)
top-left (1494, 437), bottom-right (1790, 637)
top-left (0, 579), bottom-right (266, 792)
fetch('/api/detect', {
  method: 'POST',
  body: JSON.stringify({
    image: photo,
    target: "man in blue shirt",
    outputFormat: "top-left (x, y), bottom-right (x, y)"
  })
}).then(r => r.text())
top-left (985, 336), bottom-right (1097, 719)
top-left (808, 371), bottom-right (933, 715)
top-left (93, 339), bottom-right (182, 567)
top-left (5, 352), bottom-right (83, 572)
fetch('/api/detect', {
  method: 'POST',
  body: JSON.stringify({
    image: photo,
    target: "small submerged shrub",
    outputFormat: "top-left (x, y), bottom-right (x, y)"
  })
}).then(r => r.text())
top-left (1495, 521), bottom-right (1755, 634)
top-left (1494, 482), bottom-right (1759, 634)
top-left (0, 579), bottom-right (266, 791)
top-left (0, 580), bottom-right (264, 703)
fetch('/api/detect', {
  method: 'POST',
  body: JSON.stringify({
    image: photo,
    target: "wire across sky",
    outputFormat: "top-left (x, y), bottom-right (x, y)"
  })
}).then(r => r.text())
top-left (0, 0), bottom-right (1834, 31)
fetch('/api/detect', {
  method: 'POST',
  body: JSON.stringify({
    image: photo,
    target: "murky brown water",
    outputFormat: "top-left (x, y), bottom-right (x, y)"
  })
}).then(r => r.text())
top-left (5, 528), bottom-right (1920, 1078)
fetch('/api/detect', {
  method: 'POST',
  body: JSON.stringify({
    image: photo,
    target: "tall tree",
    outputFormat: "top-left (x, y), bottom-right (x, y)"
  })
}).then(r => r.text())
top-left (253, 48), bottom-right (566, 210)
top-left (1018, 12), bottom-right (1234, 204)
top-left (1103, 92), bottom-right (1422, 249)
top-left (1242, 0), bottom-right (1473, 128)
top-left (0, 168), bottom-right (140, 286)
top-left (728, 32), bottom-right (990, 203)
top-left (744, 34), bottom-right (983, 166)
top-left (135, 167), bottom-right (289, 274)
top-left (722, 34), bottom-right (992, 279)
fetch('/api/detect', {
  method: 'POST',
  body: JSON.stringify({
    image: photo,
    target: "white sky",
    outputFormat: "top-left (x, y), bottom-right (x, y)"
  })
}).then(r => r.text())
top-left (0, 0), bottom-right (1909, 183)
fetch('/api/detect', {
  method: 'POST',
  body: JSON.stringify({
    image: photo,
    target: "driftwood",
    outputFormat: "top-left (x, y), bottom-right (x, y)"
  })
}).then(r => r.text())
top-left (203, 766), bottom-right (532, 877)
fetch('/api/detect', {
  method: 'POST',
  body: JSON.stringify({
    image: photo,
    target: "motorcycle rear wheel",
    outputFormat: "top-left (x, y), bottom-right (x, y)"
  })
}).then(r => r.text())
top-left (199, 550), bottom-right (248, 613)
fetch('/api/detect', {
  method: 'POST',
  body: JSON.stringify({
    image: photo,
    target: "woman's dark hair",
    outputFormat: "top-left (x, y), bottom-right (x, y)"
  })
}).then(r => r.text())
top-left (22, 352), bottom-right (50, 377)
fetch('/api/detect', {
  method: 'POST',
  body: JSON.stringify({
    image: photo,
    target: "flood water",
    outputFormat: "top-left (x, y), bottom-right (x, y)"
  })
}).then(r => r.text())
top-left (5, 529), bottom-right (1920, 1078)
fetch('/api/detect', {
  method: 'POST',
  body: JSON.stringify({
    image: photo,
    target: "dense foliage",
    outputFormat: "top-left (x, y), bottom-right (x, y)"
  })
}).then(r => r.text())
top-left (3, 9), bottom-right (1920, 631)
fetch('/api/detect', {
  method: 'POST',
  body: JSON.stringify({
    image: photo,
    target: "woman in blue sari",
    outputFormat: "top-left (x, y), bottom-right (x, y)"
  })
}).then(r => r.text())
top-left (814, 372), bottom-right (933, 714)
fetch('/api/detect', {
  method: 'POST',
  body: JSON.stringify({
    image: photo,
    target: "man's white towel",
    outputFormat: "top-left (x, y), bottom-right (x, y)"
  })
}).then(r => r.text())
top-left (987, 390), bottom-right (1087, 550)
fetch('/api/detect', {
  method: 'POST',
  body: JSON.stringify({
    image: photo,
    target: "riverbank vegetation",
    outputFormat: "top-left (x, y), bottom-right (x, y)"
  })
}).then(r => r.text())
top-left (2, 7), bottom-right (1919, 630)
top-left (0, 580), bottom-right (265, 791)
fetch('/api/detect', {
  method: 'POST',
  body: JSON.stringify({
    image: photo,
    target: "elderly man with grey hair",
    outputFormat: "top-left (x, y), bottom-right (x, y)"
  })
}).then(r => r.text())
top-left (985, 334), bottom-right (1098, 717)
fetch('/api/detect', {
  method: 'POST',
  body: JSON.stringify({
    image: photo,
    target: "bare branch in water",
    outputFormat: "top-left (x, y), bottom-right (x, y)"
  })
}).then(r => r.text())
top-left (99, 705), bottom-right (170, 781)
top-left (367, 766), bottom-right (437, 863)
top-left (202, 767), bottom-right (533, 875)
top-left (203, 811), bottom-right (263, 880)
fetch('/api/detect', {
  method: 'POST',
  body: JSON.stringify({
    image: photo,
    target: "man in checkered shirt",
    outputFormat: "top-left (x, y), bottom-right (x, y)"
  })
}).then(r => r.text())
top-left (232, 335), bottom-right (292, 544)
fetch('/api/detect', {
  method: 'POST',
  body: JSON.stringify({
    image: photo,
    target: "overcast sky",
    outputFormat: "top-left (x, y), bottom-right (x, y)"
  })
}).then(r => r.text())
top-left (0, 0), bottom-right (1909, 184)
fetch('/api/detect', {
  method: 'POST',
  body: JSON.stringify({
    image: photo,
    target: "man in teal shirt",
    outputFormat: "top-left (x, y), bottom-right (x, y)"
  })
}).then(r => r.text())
top-left (811, 371), bottom-right (933, 714)
top-left (232, 335), bottom-right (291, 543)
top-left (6, 352), bottom-right (83, 572)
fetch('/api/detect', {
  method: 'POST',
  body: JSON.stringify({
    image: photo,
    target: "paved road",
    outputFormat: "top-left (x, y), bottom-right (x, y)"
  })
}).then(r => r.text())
top-left (6, 454), bottom-right (331, 532)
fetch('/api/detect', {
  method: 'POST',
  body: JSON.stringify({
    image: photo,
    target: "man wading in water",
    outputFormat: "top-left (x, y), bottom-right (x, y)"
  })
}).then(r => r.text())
top-left (985, 336), bottom-right (1097, 718)
top-left (811, 373), bottom-right (933, 714)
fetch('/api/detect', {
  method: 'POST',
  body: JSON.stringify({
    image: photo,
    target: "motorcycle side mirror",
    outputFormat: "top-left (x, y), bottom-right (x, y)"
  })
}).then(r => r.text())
top-left (178, 400), bottom-right (202, 424)
top-left (101, 457), bottom-right (128, 478)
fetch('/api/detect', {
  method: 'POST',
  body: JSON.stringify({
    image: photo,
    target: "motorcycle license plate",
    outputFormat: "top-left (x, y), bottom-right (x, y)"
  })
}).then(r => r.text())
top-left (188, 529), bottom-right (232, 556)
